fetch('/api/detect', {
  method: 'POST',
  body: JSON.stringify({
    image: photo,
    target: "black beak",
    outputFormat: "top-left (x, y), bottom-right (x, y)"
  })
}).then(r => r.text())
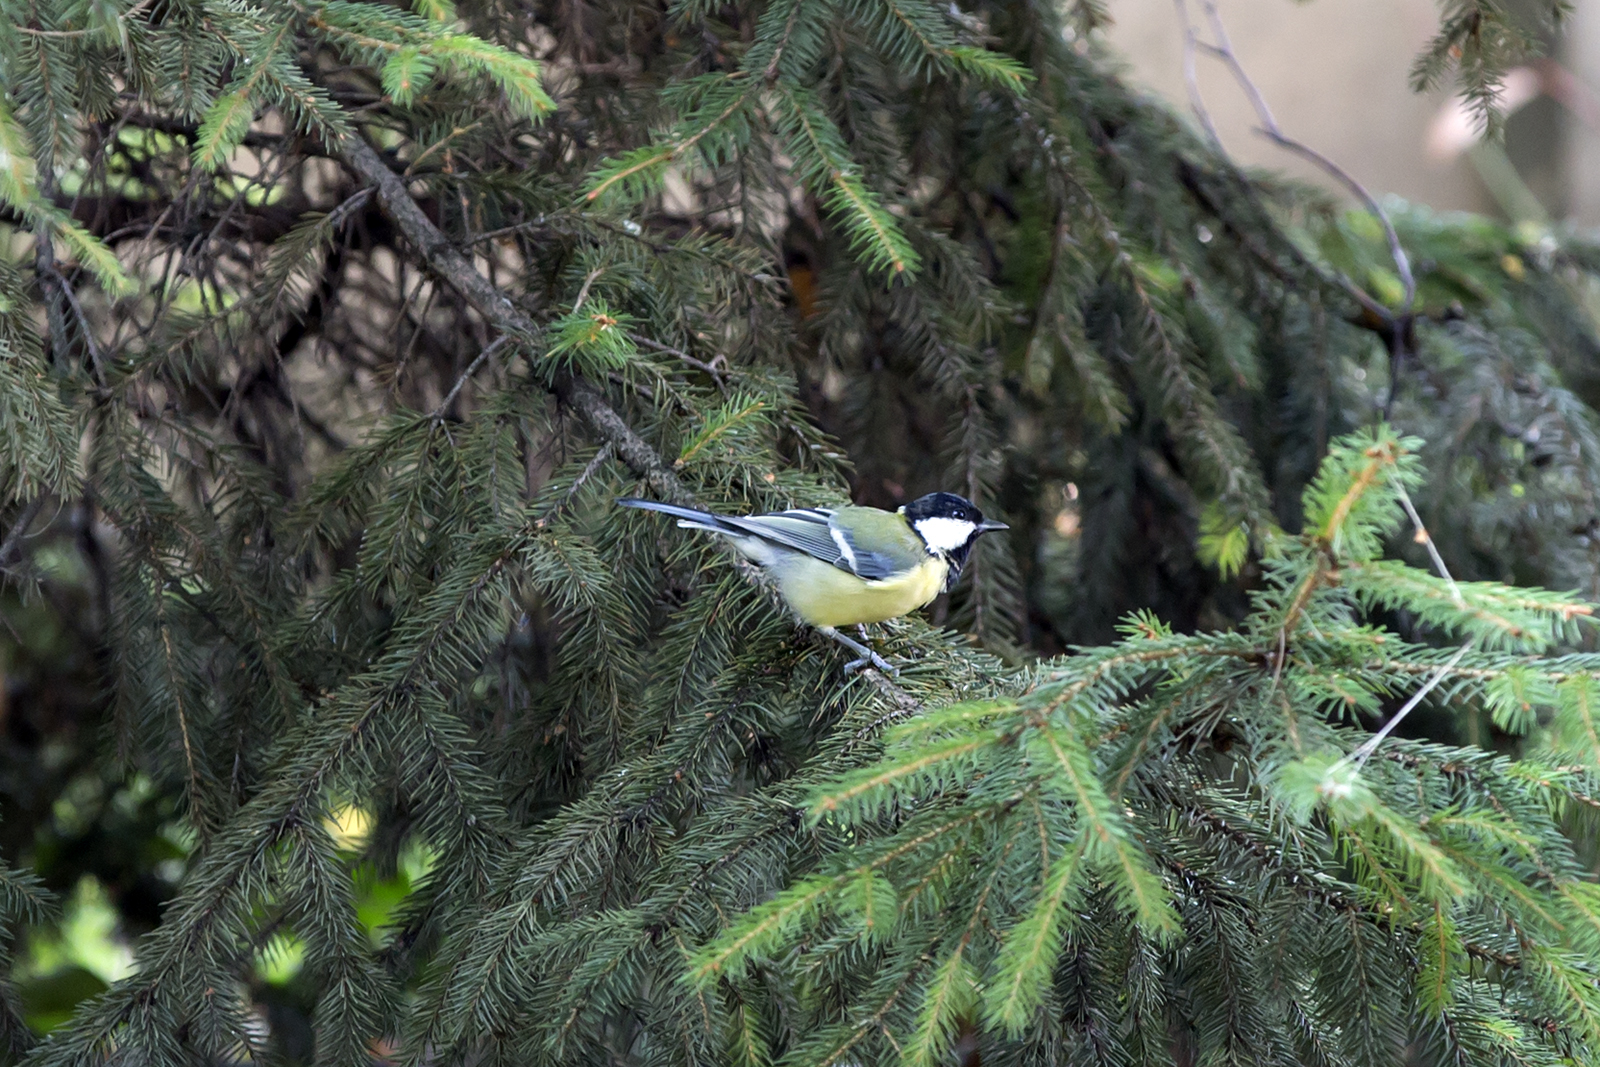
top-left (978, 520), bottom-right (1009, 533)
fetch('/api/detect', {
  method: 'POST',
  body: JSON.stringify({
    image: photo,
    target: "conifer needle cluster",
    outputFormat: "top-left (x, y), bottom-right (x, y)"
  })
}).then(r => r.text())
top-left (0, 0), bottom-right (1597, 1063)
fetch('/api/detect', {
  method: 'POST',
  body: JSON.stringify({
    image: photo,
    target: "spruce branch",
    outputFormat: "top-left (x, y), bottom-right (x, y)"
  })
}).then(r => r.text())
top-left (11, 0), bottom-right (157, 37)
top-left (11, 1), bottom-right (1600, 1062)
top-left (1343, 455), bottom-right (1587, 769)
top-left (344, 135), bottom-right (926, 698)
top-left (340, 134), bottom-right (689, 506)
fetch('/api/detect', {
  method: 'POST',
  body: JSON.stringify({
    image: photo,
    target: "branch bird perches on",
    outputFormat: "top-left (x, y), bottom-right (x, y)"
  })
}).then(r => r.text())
top-left (338, 133), bottom-right (919, 702)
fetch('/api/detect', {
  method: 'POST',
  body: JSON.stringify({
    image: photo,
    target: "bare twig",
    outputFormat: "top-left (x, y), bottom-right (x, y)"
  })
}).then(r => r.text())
top-left (1174, 0), bottom-right (1222, 145)
top-left (628, 332), bottom-right (728, 385)
top-left (343, 134), bottom-right (686, 504)
top-left (572, 266), bottom-right (603, 313)
top-left (0, 498), bottom-right (45, 572)
top-left (464, 220), bottom-right (548, 246)
top-left (40, 261), bottom-right (109, 382)
top-left (763, 0), bottom-right (806, 82)
top-left (33, 222), bottom-right (73, 366)
top-left (404, 122), bottom-right (485, 177)
top-left (1188, 0), bottom-right (1415, 318)
top-left (431, 335), bottom-right (508, 421)
top-left (1341, 473), bottom-right (1470, 770)
top-left (1346, 643), bottom-right (1471, 769)
top-left (564, 443), bottom-right (614, 504)
top-left (1394, 480), bottom-right (1463, 608)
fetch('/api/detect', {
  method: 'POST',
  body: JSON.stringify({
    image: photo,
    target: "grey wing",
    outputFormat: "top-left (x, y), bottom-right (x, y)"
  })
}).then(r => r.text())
top-left (823, 516), bottom-right (899, 580)
top-left (721, 509), bottom-right (869, 576)
top-left (724, 508), bottom-right (903, 580)
top-left (722, 509), bottom-right (839, 563)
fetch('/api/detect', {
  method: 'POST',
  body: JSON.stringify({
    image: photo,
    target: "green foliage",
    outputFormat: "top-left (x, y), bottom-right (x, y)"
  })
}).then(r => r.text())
top-left (2, 0), bottom-right (1600, 1064)
top-left (769, 86), bottom-right (920, 276)
top-left (1411, 1), bottom-right (1570, 130)
top-left (542, 299), bottom-right (638, 379)
top-left (696, 429), bottom-right (1600, 1064)
top-left (0, 100), bottom-right (38, 206)
top-left (0, 338), bottom-right (81, 504)
top-left (315, 2), bottom-right (553, 120)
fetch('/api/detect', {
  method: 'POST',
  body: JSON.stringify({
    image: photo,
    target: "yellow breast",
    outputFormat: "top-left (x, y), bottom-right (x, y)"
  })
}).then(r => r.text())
top-left (773, 555), bottom-right (948, 627)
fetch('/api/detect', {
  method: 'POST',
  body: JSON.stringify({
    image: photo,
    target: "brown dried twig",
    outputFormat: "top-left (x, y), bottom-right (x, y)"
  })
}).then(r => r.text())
top-left (1173, 0), bottom-right (1418, 417)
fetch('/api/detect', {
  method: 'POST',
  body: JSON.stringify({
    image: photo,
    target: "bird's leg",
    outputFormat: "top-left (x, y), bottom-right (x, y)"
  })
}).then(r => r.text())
top-left (852, 623), bottom-right (892, 673)
top-left (817, 625), bottom-right (898, 677)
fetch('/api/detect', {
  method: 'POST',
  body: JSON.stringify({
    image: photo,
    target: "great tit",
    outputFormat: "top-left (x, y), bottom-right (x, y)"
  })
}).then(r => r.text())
top-left (618, 492), bottom-right (1008, 669)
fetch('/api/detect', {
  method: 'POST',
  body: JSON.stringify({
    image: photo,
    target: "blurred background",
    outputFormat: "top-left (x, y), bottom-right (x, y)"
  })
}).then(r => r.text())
top-left (1107, 0), bottom-right (1600, 226)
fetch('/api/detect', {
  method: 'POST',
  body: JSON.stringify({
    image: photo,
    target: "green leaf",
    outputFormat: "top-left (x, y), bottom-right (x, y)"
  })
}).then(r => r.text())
top-left (382, 47), bottom-right (438, 106)
top-left (431, 35), bottom-right (554, 120)
top-left (49, 214), bottom-right (135, 297)
top-left (725, 993), bottom-right (769, 1067)
top-left (1197, 499), bottom-right (1250, 578)
top-left (769, 87), bottom-right (920, 276)
top-left (674, 393), bottom-right (772, 471)
top-left (809, 734), bottom-right (989, 823)
top-left (412, 0), bottom-right (455, 20)
top-left (541, 299), bottom-right (638, 378)
top-left (1341, 560), bottom-right (1593, 652)
top-left (1300, 425), bottom-right (1422, 561)
top-left (193, 90), bottom-right (255, 172)
top-left (943, 46), bottom-right (1033, 94)
top-left (0, 98), bottom-right (39, 206)
top-left (1549, 674), bottom-right (1600, 767)
top-left (1415, 902), bottom-right (1461, 1016)
top-left (983, 836), bottom-right (1089, 1035)
top-left (838, 870), bottom-right (898, 944)
top-left (1028, 723), bottom-right (1177, 936)
top-left (1527, 947), bottom-right (1600, 1044)
top-left (1485, 664), bottom-right (1554, 735)
top-left (903, 946), bottom-right (979, 1067)
top-left (0, 337), bottom-right (84, 502)
top-left (685, 875), bottom-right (841, 986)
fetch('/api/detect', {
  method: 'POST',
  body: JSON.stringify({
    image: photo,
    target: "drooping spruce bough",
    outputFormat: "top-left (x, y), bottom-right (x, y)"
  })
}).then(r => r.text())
top-left (2, 0), bottom-right (1599, 1062)
top-left (691, 427), bottom-right (1600, 1066)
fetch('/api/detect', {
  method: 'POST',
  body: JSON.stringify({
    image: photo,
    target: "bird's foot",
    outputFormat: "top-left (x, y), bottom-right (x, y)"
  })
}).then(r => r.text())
top-left (842, 653), bottom-right (898, 676)
top-left (819, 626), bottom-right (899, 677)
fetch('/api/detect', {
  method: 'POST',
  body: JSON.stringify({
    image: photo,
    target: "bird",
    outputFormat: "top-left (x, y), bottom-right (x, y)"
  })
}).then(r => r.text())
top-left (617, 492), bottom-right (1008, 673)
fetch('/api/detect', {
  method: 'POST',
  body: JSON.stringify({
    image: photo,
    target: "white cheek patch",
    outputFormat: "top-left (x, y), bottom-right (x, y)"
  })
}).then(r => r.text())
top-left (915, 516), bottom-right (978, 554)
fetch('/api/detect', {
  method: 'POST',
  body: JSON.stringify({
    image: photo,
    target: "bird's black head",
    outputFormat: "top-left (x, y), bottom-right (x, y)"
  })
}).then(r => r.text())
top-left (900, 493), bottom-right (1009, 587)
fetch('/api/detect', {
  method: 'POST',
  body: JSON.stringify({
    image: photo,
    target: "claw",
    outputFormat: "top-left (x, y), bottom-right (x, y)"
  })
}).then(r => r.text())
top-left (819, 625), bottom-right (900, 677)
top-left (843, 651), bottom-right (899, 676)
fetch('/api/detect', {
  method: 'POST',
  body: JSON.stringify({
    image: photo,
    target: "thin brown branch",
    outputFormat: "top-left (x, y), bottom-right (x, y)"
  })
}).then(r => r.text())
top-left (431, 335), bottom-right (508, 420)
top-left (628, 332), bottom-right (728, 387)
top-left (342, 134), bottom-right (688, 505)
top-left (1191, 0), bottom-right (1415, 316)
top-left (341, 133), bottom-right (918, 695)
top-left (0, 497), bottom-right (45, 572)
